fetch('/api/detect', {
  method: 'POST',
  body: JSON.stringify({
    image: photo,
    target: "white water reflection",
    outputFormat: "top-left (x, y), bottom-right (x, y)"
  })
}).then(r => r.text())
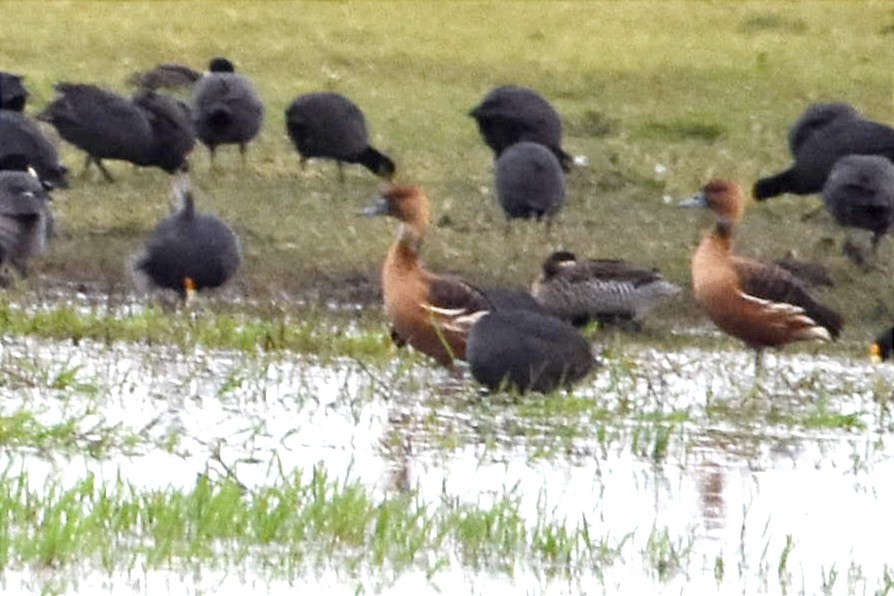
top-left (0, 334), bottom-right (893, 594)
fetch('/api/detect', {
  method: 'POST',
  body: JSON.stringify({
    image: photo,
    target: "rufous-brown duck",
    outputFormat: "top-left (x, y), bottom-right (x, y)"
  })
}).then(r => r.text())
top-left (682, 179), bottom-right (843, 368)
top-left (361, 185), bottom-right (489, 369)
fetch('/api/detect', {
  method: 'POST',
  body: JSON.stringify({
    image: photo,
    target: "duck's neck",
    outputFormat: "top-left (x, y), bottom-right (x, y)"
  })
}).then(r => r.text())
top-left (693, 218), bottom-right (735, 273)
top-left (712, 217), bottom-right (735, 246)
top-left (389, 222), bottom-right (425, 270)
top-left (691, 221), bottom-right (736, 303)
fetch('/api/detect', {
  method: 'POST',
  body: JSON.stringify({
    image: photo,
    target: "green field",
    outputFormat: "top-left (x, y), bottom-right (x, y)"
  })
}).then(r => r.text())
top-left (2, 0), bottom-right (892, 342)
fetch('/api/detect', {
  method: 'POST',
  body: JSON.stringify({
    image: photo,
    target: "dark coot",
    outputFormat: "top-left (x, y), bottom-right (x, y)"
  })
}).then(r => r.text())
top-left (191, 57), bottom-right (264, 164)
top-left (467, 309), bottom-right (595, 393)
top-left (132, 174), bottom-right (241, 298)
top-left (285, 91), bottom-right (394, 180)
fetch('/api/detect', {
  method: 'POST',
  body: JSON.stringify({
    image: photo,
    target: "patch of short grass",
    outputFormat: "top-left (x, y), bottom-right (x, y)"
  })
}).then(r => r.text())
top-left (0, 465), bottom-right (626, 589)
top-left (0, 409), bottom-right (140, 458)
top-left (739, 13), bottom-right (809, 34)
top-left (636, 118), bottom-right (726, 143)
top-left (643, 526), bottom-right (694, 582)
top-left (0, 298), bottom-right (393, 361)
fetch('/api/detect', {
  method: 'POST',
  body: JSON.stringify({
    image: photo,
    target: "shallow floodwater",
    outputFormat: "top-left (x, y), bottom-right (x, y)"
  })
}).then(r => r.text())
top-left (1, 330), bottom-right (893, 595)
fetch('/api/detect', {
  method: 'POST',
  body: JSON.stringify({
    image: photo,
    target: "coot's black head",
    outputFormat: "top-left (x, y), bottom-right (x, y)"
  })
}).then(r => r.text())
top-left (0, 153), bottom-right (30, 172)
top-left (208, 57), bottom-right (235, 73)
top-left (0, 72), bottom-right (28, 112)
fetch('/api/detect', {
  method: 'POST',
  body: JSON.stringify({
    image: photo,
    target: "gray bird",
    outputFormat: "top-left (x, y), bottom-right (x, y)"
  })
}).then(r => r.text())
top-left (0, 167), bottom-right (52, 283)
top-left (469, 85), bottom-right (573, 171)
top-left (0, 71), bottom-right (28, 112)
top-left (495, 141), bottom-right (565, 221)
top-left (531, 250), bottom-right (681, 330)
top-left (754, 102), bottom-right (894, 200)
top-left (821, 154), bottom-right (894, 261)
top-left (285, 92), bottom-right (395, 180)
top-left (132, 174), bottom-right (241, 300)
top-left (128, 63), bottom-right (201, 91)
top-left (0, 111), bottom-right (69, 188)
top-left (191, 57), bottom-right (263, 165)
top-left (38, 83), bottom-right (194, 181)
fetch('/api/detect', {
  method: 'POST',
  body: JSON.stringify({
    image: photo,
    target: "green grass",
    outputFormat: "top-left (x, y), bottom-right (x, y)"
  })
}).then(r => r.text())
top-left (0, 1), bottom-right (891, 340)
top-left (0, 298), bottom-right (393, 360)
top-left (0, 465), bottom-right (625, 588)
top-left (0, 409), bottom-right (142, 458)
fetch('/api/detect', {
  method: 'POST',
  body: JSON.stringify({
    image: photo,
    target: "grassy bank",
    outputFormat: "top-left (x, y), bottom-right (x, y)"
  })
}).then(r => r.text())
top-left (1, 1), bottom-right (892, 340)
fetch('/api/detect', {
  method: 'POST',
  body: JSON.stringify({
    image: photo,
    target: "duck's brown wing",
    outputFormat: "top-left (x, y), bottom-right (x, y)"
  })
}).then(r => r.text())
top-left (423, 275), bottom-right (491, 333)
top-left (128, 64), bottom-right (201, 90)
top-left (428, 276), bottom-right (490, 311)
top-left (731, 256), bottom-right (843, 338)
top-left (573, 259), bottom-right (667, 287)
top-left (772, 255), bottom-right (835, 288)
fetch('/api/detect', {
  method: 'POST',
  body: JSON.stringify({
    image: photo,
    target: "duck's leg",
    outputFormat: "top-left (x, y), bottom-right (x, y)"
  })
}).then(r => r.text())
top-left (753, 348), bottom-right (764, 376)
top-left (94, 158), bottom-right (115, 183)
top-left (11, 258), bottom-right (28, 279)
top-left (842, 237), bottom-right (870, 270)
top-left (79, 154), bottom-right (93, 178)
top-left (799, 204), bottom-right (825, 222)
top-left (337, 161), bottom-right (346, 183)
top-left (239, 143), bottom-right (248, 167)
top-left (544, 214), bottom-right (555, 238)
top-left (871, 231), bottom-right (884, 255)
top-left (0, 250), bottom-right (10, 286)
top-left (207, 145), bottom-right (219, 172)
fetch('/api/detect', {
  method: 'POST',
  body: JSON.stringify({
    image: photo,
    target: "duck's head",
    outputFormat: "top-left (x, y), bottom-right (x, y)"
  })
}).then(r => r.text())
top-left (361, 185), bottom-right (431, 231)
top-left (680, 179), bottom-right (746, 232)
top-left (540, 250), bottom-right (578, 280)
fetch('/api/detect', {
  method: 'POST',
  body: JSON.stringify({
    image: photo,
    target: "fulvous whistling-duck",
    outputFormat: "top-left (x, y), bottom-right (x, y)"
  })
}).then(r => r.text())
top-left (361, 185), bottom-right (488, 369)
top-left (467, 309), bottom-right (596, 393)
top-left (38, 83), bottom-right (194, 181)
top-left (495, 141), bottom-right (566, 222)
top-left (0, 111), bottom-right (69, 189)
top-left (0, 71), bottom-right (28, 112)
top-left (191, 57), bottom-right (264, 166)
top-left (683, 179), bottom-right (843, 366)
top-left (285, 92), bottom-right (395, 181)
top-left (531, 250), bottom-right (680, 330)
top-left (469, 85), bottom-right (574, 172)
top-left (0, 165), bottom-right (53, 283)
top-left (871, 326), bottom-right (893, 363)
top-left (821, 155), bottom-right (894, 262)
top-left (132, 173), bottom-right (242, 300)
top-left (753, 102), bottom-right (894, 200)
